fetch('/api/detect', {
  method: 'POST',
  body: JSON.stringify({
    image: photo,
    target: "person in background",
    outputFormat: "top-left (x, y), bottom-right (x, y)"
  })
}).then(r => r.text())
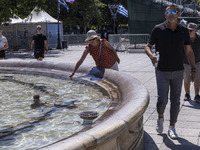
top-left (104, 30), bottom-right (108, 41)
top-left (145, 5), bottom-right (196, 139)
top-left (30, 25), bottom-right (48, 61)
top-left (69, 30), bottom-right (120, 78)
top-left (0, 28), bottom-right (9, 59)
top-left (184, 22), bottom-right (200, 103)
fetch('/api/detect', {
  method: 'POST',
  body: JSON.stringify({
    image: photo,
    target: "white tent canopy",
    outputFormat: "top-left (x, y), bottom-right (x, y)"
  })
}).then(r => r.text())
top-left (22, 7), bottom-right (58, 23)
top-left (9, 14), bottom-right (23, 24)
top-left (1, 14), bottom-right (23, 25)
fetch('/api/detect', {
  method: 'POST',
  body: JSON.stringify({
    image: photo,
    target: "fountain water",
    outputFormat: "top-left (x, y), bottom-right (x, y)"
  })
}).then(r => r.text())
top-left (0, 60), bottom-right (149, 150)
top-left (0, 71), bottom-right (110, 150)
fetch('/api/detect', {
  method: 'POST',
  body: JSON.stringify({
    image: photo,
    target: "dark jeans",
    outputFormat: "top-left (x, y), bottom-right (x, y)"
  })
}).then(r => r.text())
top-left (156, 69), bottom-right (183, 123)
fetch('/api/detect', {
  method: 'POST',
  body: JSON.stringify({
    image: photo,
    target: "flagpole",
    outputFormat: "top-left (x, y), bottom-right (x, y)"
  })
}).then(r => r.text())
top-left (57, 1), bottom-right (62, 49)
top-left (108, 4), bottom-right (119, 34)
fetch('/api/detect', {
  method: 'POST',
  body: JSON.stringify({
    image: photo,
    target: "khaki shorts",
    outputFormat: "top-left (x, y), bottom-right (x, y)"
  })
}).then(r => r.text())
top-left (184, 62), bottom-right (200, 83)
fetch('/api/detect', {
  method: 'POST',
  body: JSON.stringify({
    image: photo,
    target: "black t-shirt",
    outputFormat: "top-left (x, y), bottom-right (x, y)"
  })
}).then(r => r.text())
top-left (149, 21), bottom-right (190, 71)
top-left (33, 34), bottom-right (47, 49)
top-left (184, 34), bottom-right (200, 64)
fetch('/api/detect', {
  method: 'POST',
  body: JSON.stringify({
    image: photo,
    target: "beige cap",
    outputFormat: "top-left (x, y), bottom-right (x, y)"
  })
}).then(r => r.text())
top-left (85, 30), bottom-right (99, 41)
top-left (187, 23), bottom-right (197, 30)
top-left (37, 25), bottom-right (42, 29)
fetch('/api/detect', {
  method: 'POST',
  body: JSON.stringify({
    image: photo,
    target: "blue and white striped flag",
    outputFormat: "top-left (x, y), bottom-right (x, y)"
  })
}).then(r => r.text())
top-left (66, 0), bottom-right (75, 4)
top-left (58, 0), bottom-right (69, 12)
top-left (117, 4), bottom-right (128, 17)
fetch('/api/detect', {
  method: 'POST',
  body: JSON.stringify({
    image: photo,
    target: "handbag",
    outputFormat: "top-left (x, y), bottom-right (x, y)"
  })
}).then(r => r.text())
top-left (89, 40), bottom-right (105, 78)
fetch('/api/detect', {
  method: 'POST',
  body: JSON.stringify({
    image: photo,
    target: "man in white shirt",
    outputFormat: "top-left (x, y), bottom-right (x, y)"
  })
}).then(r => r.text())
top-left (0, 28), bottom-right (8, 59)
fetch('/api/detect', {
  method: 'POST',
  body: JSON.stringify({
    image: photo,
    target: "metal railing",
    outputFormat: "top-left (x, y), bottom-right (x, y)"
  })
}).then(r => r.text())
top-left (62, 34), bottom-right (150, 51)
top-left (62, 34), bottom-right (87, 45)
top-left (4, 33), bottom-right (150, 51)
top-left (108, 34), bottom-right (150, 51)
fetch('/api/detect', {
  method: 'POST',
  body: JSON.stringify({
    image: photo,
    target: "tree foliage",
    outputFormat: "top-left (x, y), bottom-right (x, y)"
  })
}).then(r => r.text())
top-left (0, 0), bottom-right (128, 33)
top-left (0, 0), bottom-right (12, 23)
top-left (58, 0), bottom-right (106, 33)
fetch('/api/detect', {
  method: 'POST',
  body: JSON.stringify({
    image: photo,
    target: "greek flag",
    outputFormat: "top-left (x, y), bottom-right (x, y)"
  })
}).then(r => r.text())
top-left (117, 4), bottom-right (128, 17)
top-left (58, 0), bottom-right (69, 12)
top-left (66, 0), bottom-right (75, 4)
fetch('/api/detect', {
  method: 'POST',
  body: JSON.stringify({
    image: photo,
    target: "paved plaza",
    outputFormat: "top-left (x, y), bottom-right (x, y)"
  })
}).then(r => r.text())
top-left (5, 46), bottom-right (200, 150)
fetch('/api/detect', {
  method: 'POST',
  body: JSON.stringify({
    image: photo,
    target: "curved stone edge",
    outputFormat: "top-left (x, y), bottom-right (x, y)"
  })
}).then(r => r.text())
top-left (0, 60), bottom-right (149, 150)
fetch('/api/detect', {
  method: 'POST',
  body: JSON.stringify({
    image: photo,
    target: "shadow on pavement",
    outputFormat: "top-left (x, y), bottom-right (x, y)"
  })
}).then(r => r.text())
top-left (144, 131), bottom-right (199, 150)
top-left (143, 131), bottom-right (159, 150)
top-left (182, 100), bottom-right (200, 110)
top-left (159, 134), bottom-right (200, 150)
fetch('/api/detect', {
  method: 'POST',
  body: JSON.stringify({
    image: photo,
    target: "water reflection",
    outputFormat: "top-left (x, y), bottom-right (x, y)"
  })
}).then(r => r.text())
top-left (0, 72), bottom-right (110, 149)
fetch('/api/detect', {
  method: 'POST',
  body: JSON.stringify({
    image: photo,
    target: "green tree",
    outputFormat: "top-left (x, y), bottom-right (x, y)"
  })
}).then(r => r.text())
top-left (58, 0), bottom-right (106, 33)
top-left (0, 0), bottom-right (128, 34)
top-left (0, 0), bottom-right (14, 23)
top-left (58, 0), bottom-right (128, 33)
top-left (0, 0), bottom-right (47, 23)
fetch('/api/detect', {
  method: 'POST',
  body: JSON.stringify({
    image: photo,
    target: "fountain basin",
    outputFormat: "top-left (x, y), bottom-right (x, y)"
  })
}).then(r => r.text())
top-left (0, 60), bottom-right (149, 150)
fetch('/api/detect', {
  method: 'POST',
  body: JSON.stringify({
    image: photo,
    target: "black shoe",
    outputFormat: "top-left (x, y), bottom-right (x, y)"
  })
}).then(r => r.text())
top-left (184, 93), bottom-right (191, 101)
top-left (194, 94), bottom-right (200, 103)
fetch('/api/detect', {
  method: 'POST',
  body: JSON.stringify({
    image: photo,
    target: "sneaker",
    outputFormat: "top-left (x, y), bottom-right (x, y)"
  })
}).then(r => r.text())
top-left (156, 118), bottom-right (164, 134)
top-left (194, 94), bottom-right (200, 103)
top-left (168, 126), bottom-right (178, 139)
top-left (184, 93), bottom-right (191, 101)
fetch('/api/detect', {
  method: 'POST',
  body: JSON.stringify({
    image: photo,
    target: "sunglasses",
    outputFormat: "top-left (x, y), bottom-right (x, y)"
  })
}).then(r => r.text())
top-left (166, 11), bottom-right (177, 15)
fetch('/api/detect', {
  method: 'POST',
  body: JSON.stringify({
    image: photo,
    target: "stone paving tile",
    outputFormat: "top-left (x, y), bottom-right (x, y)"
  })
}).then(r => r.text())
top-left (179, 108), bottom-right (200, 115)
top-left (176, 128), bottom-right (200, 137)
top-left (144, 125), bottom-right (169, 135)
top-left (144, 112), bottom-right (159, 121)
top-left (177, 114), bottom-right (200, 122)
top-left (176, 121), bottom-right (200, 129)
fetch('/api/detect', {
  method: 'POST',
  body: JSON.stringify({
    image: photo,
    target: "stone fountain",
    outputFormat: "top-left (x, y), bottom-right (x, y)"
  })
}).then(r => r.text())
top-left (0, 60), bottom-right (149, 150)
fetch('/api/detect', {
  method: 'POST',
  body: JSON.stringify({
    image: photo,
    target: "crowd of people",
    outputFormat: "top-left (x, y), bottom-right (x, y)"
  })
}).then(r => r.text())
top-left (0, 4), bottom-right (200, 141)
